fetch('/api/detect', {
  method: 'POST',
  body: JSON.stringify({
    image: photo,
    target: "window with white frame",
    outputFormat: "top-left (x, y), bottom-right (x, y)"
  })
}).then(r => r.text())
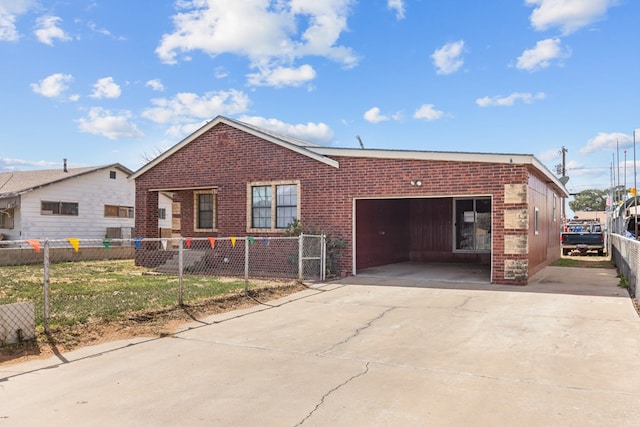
top-left (41, 201), bottom-right (78, 216)
top-left (454, 197), bottom-right (491, 251)
top-left (158, 208), bottom-right (167, 220)
top-left (534, 207), bottom-right (540, 235)
top-left (194, 190), bottom-right (216, 231)
top-left (248, 181), bottom-right (299, 231)
top-left (553, 194), bottom-right (557, 222)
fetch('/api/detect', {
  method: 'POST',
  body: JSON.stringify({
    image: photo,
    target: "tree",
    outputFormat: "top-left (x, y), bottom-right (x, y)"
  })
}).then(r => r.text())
top-left (568, 189), bottom-right (608, 212)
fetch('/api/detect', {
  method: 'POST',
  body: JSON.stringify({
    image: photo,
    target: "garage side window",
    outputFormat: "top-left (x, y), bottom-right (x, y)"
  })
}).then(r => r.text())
top-left (454, 198), bottom-right (491, 252)
top-left (248, 180), bottom-right (300, 232)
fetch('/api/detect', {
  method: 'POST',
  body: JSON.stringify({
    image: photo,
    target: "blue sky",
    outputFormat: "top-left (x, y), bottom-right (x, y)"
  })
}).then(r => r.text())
top-left (1, 0), bottom-right (639, 197)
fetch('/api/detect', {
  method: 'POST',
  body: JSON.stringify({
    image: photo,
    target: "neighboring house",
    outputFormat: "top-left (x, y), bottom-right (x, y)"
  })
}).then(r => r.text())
top-left (0, 163), bottom-right (134, 241)
top-left (130, 116), bottom-right (569, 285)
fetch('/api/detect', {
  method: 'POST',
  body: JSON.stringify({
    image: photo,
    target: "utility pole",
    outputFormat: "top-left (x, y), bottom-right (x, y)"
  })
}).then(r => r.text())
top-left (560, 146), bottom-right (568, 220)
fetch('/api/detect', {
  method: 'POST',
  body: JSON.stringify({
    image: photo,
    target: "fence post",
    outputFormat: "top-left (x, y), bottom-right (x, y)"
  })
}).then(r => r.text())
top-left (298, 234), bottom-right (304, 281)
top-left (178, 238), bottom-right (184, 306)
top-left (43, 239), bottom-right (50, 334)
top-left (244, 238), bottom-right (249, 294)
top-left (321, 234), bottom-right (327, 282)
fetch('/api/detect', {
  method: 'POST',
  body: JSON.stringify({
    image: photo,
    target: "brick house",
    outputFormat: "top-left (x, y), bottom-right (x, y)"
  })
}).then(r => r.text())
top-left (130, 116), bottom-right (568, 285)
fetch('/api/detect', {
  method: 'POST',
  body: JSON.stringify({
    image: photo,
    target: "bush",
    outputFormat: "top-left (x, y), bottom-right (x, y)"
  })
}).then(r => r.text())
top-left (284, 219), bottom-right (347, 278)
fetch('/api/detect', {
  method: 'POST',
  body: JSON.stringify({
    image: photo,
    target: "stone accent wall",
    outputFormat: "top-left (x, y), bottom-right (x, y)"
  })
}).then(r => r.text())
top-left (504, 235), bottom-right (528, 255)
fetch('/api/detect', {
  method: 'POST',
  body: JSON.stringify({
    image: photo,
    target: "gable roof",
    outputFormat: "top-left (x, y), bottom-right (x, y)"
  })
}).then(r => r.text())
top-left (129, 116), bottom-right (339, 180)
top-left (0, 164), bottom-right (132, 198)
top-left (130, 115), bottom-right (568, 197)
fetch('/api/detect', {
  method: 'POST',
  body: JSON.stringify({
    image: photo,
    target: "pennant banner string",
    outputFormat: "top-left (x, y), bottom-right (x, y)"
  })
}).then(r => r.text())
top-left (67, 238), bottom-right (80, 253)
top-left (26, 239), bottom-right (41, 253)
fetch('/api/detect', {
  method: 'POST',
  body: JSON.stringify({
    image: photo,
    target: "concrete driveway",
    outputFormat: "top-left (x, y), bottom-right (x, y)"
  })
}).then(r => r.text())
top-left (1, 266), bottom-right (639, 426)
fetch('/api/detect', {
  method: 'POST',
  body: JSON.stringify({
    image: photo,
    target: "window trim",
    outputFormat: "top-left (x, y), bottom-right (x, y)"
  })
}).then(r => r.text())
top-left (41, 201), bottom-right (79, 216)
top-left (247, 180), bottom-right (300, 233)
top-left (193, 190), bottom-right (217, 232)
top-left (0, 208), bottom-right (14, 229)
top-left (104, 204), bottom-right (134, 218)
top-left (452, 197), bottom-right (492, 253)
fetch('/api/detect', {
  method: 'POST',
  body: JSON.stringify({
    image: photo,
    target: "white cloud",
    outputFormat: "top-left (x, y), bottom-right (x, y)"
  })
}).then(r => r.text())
top-left (87, 21), bottom-right (126, 40)
top-left (364, 107), bottom-right (389, 123)
top-left (526, 0), bottom-right (615, 34)
top-left (239, 115), bottom-right (334, 144)
top-left (538, 148), bottom-right (561, 161)
top-left (142, 89), bottom-right (250, 127)
top-left (76, 107), bottom-right (143, 140)
top-left (580, 132), bottom-right (633, 154)
top-left (155, 0), bottom-right (358, 87)
top-left (0, 0), bottom-right (37, 41)
top-left (0, 157), bottom-right (60, 172)
top-left (30, 73), bottom-right (73, 98)
top-left (388, 0), bottom-right (406, 20)
top-left (34, 15), bottom-right (70, 45)
top-left (516, 38), bottom-right (569, 71)
top-left (431, 40), bottom-right (465, 75)
top-left (413, 104), bottom-right (445, 121)
top-left (90, 77), bottom-right (121, 99)
top-left (145, 79), bottom-right (165, 92)
top-left (247, 64), bottom-right (316, 87)
top-left (476, 92), bottom-right (546, 107)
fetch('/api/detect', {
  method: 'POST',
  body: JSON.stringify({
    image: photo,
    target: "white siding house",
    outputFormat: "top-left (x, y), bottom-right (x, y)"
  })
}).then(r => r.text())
top-left (0, 164), bottom-right (134, 241)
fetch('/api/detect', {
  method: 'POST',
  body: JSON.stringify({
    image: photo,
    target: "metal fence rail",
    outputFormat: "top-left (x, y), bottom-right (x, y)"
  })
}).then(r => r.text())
top-left (0, 234), bottom-right (325, 342)
top-left (610, 233), bottom-right (638, 302)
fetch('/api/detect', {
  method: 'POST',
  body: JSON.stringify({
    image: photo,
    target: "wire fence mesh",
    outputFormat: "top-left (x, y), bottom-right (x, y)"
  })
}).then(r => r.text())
top-left (0, 235), bottom-right (325, 354)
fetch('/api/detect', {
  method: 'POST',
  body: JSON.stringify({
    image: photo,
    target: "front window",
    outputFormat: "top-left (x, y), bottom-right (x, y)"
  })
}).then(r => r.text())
top-left (194, 191), bottom-right (216, 231)
top-left (41, 201), bottom-right (79, 216)
top-left (454, 198), bottom-right (491, 251)
top-left (248, 181), bottom-right (300, 231)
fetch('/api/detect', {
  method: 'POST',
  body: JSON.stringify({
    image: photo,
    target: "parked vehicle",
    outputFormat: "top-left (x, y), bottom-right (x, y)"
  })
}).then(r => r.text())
top-left (561, 221), bottom-right (605, 256)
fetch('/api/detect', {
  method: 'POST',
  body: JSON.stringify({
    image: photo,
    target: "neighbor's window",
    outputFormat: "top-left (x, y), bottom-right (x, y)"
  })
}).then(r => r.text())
top-left (454, 198), bottom-right (491, 252)
top-left (109, 171), bottom-right (116, 179)
top-left (194, 190), bottom-right (216, 231)
top-left (41, 201), bottom-right (79, 216)
top-left (248, 181), bottom-right (299, 231)
top-left (104, 205), bottom-right (134, 218)
top-left (0, 208), bottom-right (14, 229)
top-left (158, 208), bottom-right (167, 220)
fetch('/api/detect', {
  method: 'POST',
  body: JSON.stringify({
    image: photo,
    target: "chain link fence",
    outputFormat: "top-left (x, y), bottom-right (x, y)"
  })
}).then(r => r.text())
top-left (0, 235), bottom-right (325, 350)
top-left (610, 233), bottom-right (639, 301)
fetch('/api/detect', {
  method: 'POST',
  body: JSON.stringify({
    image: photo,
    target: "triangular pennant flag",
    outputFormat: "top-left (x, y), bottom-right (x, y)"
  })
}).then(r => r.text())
top-left (186, 238), bottom-right (192, 249)
top-left (161, 239), bottom-right (168, 250)
top-left (248, 236), bottom-right (255, 245)
top-left (26, 239), bottom-right (40, 253)
top-left (208, 237), bottom-right (216, 249)
top-left (102, 238), bottom-right (111, 250)
top-left (263, 237), bottom-right (268, 246)
top-left (230, 237), bottom-right (236, 247)
top-left (67, 238), bottom-right (80, 253)
top-left (134, 238), bottom-right (142, 250)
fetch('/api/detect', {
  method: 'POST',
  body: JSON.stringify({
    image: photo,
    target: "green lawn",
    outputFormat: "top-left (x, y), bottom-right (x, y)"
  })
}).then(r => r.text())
top-left (0, 259), bottom-right (246, 328)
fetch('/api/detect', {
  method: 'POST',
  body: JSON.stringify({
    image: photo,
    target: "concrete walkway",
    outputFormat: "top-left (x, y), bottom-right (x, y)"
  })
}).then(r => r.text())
top-left (1, 266), bottom-right (639, 426)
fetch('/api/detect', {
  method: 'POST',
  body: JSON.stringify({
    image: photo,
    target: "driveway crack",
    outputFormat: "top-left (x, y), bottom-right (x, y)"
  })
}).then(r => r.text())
top-left (294, 362), bottom-right (370, 426)
top-left (318, 307), bottom-right (395, 355)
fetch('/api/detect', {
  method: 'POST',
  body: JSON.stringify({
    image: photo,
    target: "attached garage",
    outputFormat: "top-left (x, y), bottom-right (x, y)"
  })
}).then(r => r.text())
top-left (355, 196), bottom-right (492, 279)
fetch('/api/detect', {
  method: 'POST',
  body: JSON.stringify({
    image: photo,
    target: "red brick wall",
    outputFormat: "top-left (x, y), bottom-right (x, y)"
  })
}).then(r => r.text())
top-left (135, 123), bottom-right (542, 284)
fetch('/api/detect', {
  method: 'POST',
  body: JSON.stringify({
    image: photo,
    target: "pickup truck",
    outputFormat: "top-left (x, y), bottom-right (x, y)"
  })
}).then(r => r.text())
top-left (561, 221), bottom-right (606, 256)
